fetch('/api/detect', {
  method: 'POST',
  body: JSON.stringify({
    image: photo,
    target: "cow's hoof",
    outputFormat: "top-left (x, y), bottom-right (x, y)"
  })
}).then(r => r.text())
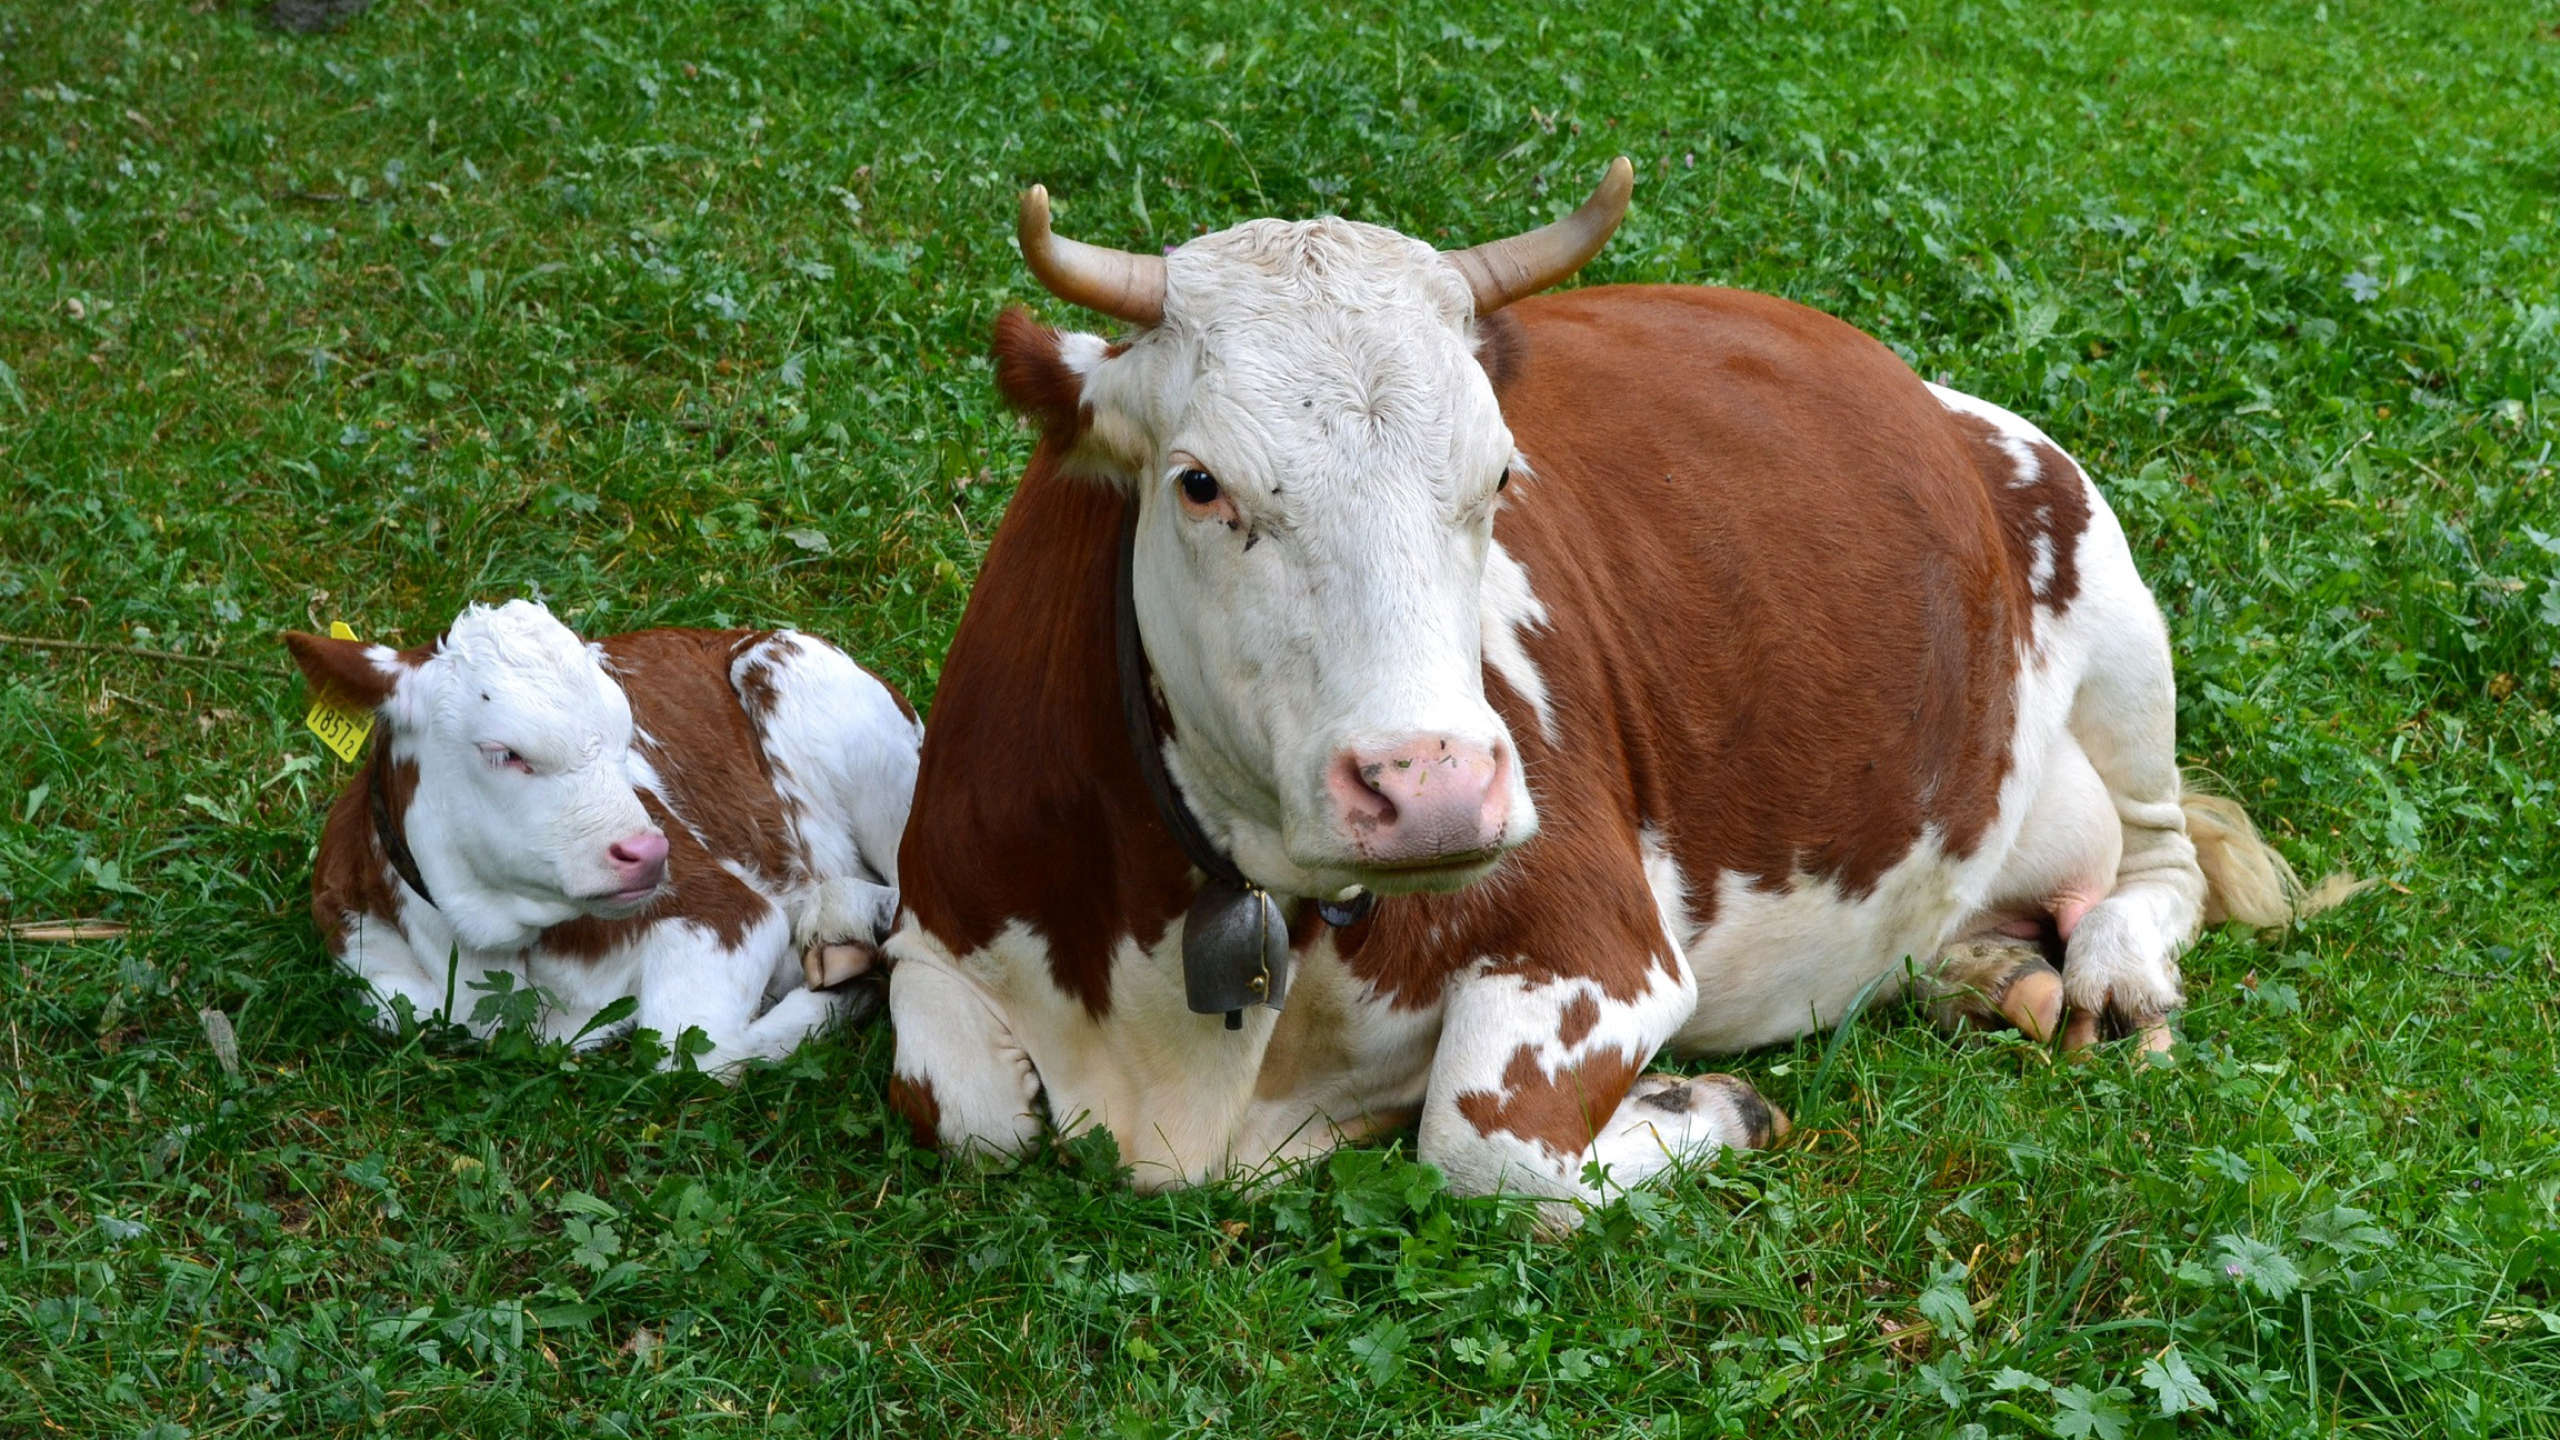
top-left (803, 939), bottom-right (881, 991)
top-left (1926, 941), bottom-right (2066, 1042)
top-left (2059, 998), bottom-right (2177, 1057)
top-left (1633, 1073), bottom-right (1789, 1150)
top-left (1994, 959), bottom-right (2065, 1043)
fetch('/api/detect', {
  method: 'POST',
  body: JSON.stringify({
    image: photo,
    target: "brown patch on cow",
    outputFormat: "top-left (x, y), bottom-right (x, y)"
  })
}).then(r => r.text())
top-left (603, 629), bottom-right (808, 892)
top-left (1454, 1043), bottom-right (1643, 1161)
top-left (888, 1073), bottom-right (942, 1149)
top-left (896, 477), bottom-right (1193, 1019)
top-left (1946, 415), bottom-right (2091, 617)
top-left (1555, 992), bottom-right (1601, 1049)
top-left (310, 747), bottom-right (416, 953)
top-left (1483, 285), bottom-right (2026, 906)
top-left (1472, 309), bottom-right (1528, 395)
top-left (993, 306), bottom-right (1093, 439)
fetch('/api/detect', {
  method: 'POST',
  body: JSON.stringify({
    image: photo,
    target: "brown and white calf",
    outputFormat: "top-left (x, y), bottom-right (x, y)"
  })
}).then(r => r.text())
top-left (289, 600), bottom-right (921, 1072)
top-left (883, 162), bottom-right (2308, 1220)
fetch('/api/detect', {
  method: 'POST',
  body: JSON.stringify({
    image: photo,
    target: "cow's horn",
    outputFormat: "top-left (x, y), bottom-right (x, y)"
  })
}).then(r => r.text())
top-left (1446, 156), bottom-right (1634, 315)
top-left (1018, 184), bottom-right (1166, 327)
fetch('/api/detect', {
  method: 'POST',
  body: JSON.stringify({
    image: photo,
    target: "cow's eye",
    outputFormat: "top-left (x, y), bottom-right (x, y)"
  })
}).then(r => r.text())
top-left (1177, 468), bottom-right (1221, 507)
top-left (1496, 469), bottom-right (1511, 492)
top-left (479, 744), bottom-right (533, 774)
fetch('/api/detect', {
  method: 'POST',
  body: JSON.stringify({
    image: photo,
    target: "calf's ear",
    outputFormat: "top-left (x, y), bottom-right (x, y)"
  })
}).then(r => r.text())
top-left (283, 630), bottom-right (409, 713)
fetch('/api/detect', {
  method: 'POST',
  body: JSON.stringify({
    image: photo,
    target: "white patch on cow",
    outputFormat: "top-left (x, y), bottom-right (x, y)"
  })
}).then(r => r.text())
top-left (2029, 531), bottom-right (2056, 594)
top-left (1480, 537), bottom-right (1556, 743)
top-left (887, 911), bottom-right (1284, 1188)
top-left (732, 627), bottom-right (921, 886)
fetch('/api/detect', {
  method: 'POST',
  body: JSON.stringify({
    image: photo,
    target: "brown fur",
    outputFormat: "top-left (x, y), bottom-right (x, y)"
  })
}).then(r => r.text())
top-left (892, 473), bottom-right (1193, 1020)
top-left (888, 1074), bottom-right (942, 1150)
top-left (1454, 1044), bottom-right (1645, 1162)
top-left (310, 750), bottom-right (416, 951)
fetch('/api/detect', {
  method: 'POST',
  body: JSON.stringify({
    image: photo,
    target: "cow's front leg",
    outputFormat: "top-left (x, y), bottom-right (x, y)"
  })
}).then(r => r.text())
top-left (1418, 956), bottom-right (1783, 1226)
top-left (885, 946), bottom-right (1043, 1158)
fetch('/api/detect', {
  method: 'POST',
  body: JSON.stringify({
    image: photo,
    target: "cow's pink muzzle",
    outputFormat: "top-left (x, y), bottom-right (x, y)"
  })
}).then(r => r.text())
top-left (1327, 735), bottom-right (1511, 868)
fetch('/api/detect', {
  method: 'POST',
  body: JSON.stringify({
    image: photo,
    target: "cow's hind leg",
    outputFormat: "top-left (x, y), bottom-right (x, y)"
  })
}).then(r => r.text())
top-left (2052, 519), bottom-right (2209, 1052)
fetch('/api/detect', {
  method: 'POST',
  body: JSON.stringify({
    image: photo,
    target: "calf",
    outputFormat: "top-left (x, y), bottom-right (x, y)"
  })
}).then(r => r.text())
top-left (288, 600), bottom-right (920, 1072)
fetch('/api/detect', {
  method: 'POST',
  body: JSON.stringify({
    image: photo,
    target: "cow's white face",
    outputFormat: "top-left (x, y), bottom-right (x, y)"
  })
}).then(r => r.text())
top-left (1027, 220), bottom-right (1541, 900)
top-left (370, 601), bottom-right (667, 949)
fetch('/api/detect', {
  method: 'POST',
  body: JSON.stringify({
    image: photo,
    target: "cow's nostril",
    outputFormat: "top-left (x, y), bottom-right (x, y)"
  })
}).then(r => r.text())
top-left (1329, 752), bottom-right (1400, 829)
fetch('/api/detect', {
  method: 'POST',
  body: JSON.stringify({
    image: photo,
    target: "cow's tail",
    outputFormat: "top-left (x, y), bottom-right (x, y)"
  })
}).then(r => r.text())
top-left (2180, 779), bottom-right (2371, 931)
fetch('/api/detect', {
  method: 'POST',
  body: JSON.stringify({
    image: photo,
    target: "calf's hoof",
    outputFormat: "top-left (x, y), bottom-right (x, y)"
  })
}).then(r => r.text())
top-left (803, 939), bottom-right (881, 991)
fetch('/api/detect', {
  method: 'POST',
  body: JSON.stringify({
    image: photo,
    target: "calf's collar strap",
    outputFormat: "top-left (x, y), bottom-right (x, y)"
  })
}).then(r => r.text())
top-left (368, 740), bottom-right (436, 910)
top-left (1112, 499), bottom-right (1372, 1029)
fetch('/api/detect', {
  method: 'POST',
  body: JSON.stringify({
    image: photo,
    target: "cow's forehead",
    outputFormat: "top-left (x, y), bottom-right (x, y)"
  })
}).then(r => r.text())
top-left (429, 602), bottom-right (619, 727)
top-left (1124, 216), bottom-right (1507, 481)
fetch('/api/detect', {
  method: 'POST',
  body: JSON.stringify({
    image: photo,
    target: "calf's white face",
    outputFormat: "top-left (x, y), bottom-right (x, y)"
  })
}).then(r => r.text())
top-left (1045, 220), bottom-right (1539, 901)
top-left (291, 600), bottom-right (666, 950)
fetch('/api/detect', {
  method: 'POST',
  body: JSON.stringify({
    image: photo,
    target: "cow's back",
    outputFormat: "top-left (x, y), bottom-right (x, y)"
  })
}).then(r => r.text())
top-left (1487, 285), bottom-right (2030, 914)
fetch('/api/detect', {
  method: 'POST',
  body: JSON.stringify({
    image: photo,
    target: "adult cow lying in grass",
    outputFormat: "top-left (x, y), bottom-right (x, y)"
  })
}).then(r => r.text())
top-left (287, 600), bottom-right (920, 1074)
top-left (882, 160), bottom-right (2346, 1223)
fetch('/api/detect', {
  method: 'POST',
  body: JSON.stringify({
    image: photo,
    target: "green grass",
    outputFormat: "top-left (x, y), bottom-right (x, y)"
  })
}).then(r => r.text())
top-left (4, 0), bottom-right (2558, 1434)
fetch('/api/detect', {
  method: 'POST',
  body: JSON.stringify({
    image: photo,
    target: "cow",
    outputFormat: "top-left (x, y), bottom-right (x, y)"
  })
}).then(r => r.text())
top-left (287, 600), bottom-right (921, 1073)
top-left (882, 159), bottom-right (2325, 1223)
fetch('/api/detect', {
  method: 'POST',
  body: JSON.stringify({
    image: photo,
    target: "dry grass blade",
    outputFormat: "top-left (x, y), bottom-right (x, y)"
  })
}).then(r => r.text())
top-left (7, 920), bottom-right (132, 942)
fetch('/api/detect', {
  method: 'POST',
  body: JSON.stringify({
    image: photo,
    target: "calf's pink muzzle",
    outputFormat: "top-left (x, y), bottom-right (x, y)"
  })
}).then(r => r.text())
top-left (608, 831), bottom-right (670, 897)
top-left (1327, 735), bottom-right (1511, 867)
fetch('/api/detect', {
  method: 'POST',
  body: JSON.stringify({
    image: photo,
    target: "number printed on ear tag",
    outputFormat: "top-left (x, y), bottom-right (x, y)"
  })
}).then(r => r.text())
top-left (303, 621), bottom-right (376, 763)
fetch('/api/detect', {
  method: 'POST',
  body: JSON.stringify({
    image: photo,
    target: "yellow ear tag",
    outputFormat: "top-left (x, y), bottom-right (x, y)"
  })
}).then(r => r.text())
top-left (303, 621), bottom-right (378, 763)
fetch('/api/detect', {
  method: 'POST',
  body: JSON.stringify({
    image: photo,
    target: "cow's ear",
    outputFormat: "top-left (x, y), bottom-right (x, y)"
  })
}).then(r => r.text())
top-left (283, 630), bottom-right (416, 716)
top-left (1472, 310), bottom-right (1528, 396)
top-left (992, 306), bottom-right (1142, 480)
top-left (993, 306), bottom-right (1089, 433)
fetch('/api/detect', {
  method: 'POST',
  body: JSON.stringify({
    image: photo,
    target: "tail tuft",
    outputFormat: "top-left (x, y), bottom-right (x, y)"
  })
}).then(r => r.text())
top-left (2181, 782), bottom-right (2372, 931)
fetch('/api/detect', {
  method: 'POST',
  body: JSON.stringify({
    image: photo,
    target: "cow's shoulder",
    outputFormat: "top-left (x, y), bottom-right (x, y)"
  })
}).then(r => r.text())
top-left (895, 464), bottom-right (1191, 1018)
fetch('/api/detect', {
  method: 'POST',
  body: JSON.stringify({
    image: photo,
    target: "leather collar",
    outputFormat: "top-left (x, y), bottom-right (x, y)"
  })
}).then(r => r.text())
top-left (367, 739), bottom-right (435, 910)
